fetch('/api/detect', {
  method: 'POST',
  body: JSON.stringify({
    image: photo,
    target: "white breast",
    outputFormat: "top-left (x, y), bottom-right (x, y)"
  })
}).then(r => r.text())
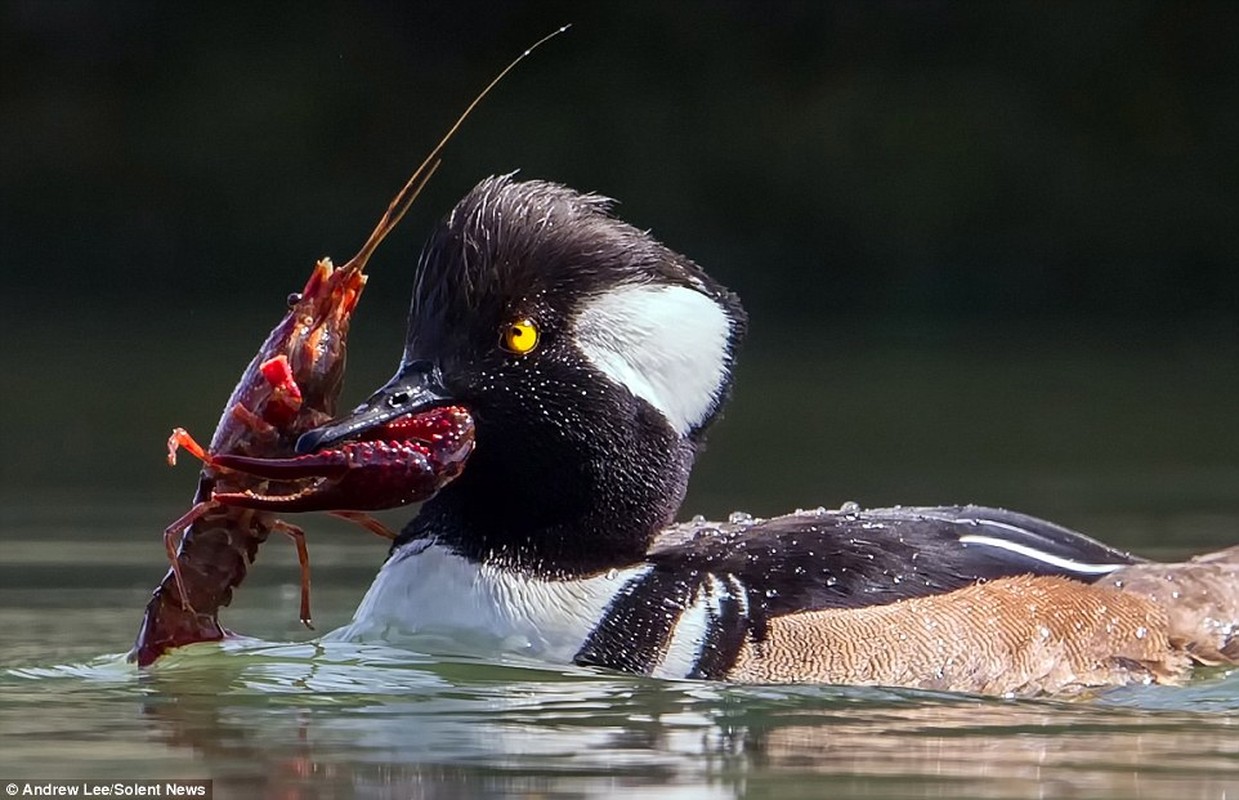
top-left (326, 540), bottom-right (652, 664)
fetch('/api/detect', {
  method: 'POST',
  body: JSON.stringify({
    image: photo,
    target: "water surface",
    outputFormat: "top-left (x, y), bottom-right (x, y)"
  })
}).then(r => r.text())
top-left (1, 504), bottom-right (1236, 799)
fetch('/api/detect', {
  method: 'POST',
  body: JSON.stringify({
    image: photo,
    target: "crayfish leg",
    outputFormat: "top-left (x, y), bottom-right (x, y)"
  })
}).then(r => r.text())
top-left (163, 501), bottom-right (216, 613)
top-left (272, 519), bottom-right (314, 629)
top-left (167, 427), bottom-right (211, 467)
top-left (329, 510), bottom-right (398, 541)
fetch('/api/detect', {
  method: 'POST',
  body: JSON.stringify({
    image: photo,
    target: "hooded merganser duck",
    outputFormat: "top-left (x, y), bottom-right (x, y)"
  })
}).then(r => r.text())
top-left (298, 175), bottom-right (1239, 695)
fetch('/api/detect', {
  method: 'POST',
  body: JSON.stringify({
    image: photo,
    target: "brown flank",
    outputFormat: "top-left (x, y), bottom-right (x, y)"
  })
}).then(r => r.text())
top-left (727, 559), bottom-right (1238, 695)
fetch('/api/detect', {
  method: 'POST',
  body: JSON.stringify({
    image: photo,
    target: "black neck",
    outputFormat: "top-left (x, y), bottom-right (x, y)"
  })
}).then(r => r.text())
top-left (397, 402), bottom-right (697, 578)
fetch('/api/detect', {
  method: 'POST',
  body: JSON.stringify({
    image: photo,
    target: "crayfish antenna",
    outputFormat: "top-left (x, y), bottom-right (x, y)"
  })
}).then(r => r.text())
top-left (340, 24), bottom-right (571, 277)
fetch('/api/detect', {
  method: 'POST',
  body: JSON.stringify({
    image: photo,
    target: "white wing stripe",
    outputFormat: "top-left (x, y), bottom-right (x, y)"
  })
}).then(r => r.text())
top-left (957, 533), bottom-right (1125, 575)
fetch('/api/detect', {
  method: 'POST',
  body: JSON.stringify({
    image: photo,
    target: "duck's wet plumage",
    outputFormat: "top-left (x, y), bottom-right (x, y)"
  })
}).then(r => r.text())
top-left (575, 505), bottom-right (1141, 679)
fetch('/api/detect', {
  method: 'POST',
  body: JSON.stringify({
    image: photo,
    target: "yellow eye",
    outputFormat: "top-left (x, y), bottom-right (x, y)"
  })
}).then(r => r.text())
top-left (501, 318), bottom-right (539, 354)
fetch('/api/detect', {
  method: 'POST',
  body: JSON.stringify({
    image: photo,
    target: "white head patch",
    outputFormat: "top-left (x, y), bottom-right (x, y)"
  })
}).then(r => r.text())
top-left (572, 283), bottom-right (733, 435)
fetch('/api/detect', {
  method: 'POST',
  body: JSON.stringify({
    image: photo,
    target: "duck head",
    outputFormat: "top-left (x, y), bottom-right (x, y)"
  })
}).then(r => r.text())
top-left (298, 175), bottom-right (747, 575)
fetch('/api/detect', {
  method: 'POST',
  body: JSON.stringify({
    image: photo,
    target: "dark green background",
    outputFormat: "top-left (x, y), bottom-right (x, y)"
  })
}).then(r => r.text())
top-left (4, 2), bottom-right (1237, 548)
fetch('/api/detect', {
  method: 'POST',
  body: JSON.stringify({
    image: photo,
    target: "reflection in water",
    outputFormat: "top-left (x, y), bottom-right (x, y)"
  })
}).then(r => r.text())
top-left (738, 692), bottom-right (1239, 799)
top-left (11, 642), bottom-right (1233, 799)
top-left (131, 643), bottom-right (743, 799)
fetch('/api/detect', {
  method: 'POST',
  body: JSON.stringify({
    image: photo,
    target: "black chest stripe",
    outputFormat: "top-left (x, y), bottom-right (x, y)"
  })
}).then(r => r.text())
top-left (573, 568), bottom-right (696, 674)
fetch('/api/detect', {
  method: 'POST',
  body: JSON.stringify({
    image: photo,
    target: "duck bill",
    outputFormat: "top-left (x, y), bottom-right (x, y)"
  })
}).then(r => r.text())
top-left (295, 360), bottom-right (453, 453)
